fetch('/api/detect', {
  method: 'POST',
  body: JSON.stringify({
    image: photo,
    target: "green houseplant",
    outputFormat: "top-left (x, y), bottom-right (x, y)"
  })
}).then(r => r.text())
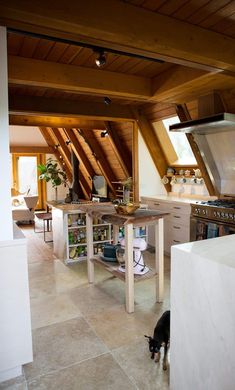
top-left (38, 158), bottom-right (68, 202)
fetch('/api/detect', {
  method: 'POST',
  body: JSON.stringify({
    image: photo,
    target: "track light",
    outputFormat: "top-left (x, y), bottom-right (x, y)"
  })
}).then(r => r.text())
top-left (65, 140), bottom-right (71, 145)
top-left (104, 96), bottom-right (111, 105)
top-left (54, 144), bottom-right (60, 149)
top-left (101, 131), bottom-right (108, 138)
top-left (95, 50), bottom-right (106, 67)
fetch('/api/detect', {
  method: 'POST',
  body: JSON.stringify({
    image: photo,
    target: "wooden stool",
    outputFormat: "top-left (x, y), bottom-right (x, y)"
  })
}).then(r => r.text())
top-left (34, 212), bottom-right (53, 243)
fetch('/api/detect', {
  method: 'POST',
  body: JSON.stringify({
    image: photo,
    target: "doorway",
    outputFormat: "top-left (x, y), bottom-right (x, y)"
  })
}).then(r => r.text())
top-left (12, 153), bottom-right (45, 209)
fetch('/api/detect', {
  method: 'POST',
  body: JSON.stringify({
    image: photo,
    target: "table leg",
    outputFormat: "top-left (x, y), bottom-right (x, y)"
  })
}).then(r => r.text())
top-left (113, 225), bottom-right (119, 244)
top-left (86, 213), bottom-right (94, 283)
top-left (124, 223), bottom-right (134, 313)
top-left (155, 218), bottom-right (164, 302)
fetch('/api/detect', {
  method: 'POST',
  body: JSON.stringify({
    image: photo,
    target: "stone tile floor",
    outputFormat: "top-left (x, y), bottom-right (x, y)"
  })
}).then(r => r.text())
top-left (1, 225), bottom-right (170, 390)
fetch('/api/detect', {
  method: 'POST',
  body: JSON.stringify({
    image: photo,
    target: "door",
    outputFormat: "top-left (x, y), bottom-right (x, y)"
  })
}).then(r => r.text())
top-left (12, 153), bottom-right (45, 209)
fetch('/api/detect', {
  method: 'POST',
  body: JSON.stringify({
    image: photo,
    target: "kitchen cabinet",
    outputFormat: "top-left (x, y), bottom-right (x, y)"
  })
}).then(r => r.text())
top-left (141, 197), bottom-right (191, 254)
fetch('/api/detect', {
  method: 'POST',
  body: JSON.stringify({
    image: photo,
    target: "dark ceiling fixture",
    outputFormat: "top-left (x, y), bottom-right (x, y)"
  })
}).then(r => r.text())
top-left (8, 28), bottom-right (164, 64)
top-left (95, 50), bottom-right (106, 67)
top-left (104, 97), bottom-right (111, 105)
top-left (65, 139), bottom-right (72, 145)
top-left (100, 131), bottom-right (108, 138)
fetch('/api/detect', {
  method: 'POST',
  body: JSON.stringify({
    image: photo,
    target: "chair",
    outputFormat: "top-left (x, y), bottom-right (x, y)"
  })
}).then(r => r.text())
top-left (34, 212), bottom-right (53, 243)
top-left (12, 195), bottom-right (38, 224)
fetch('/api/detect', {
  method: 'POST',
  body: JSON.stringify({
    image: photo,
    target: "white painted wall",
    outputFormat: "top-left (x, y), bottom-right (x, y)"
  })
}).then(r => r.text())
top-left (0, 27), bottom-right (13, 240)
top-left (9, 126), bottom-right (47, 146)
top-left (138, 130), bottom-right (167, 197)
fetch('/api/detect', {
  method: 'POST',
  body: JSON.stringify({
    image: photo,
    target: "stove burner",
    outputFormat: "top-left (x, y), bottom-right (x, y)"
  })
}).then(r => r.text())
top-left (201, 199), bottom-right (235, 209)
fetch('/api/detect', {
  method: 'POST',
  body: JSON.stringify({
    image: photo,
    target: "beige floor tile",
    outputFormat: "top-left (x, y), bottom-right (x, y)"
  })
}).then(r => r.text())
top-left (112, 339), bottom-right (170, 390)
top-left (86, 302), bottom-right (167, 350)
top-left (27, 353), bottom-right (136, 390)
top-left (30, 292), bottom-right (82, 329)
top-left (24, 317), bottom-right (108, 381)
top-left (0, 375), bottom-right (27, 390)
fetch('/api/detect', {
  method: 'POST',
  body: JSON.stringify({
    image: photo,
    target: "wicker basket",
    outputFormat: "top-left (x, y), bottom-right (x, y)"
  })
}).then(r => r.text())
top-left (114, 204), bottom-right (139, 215)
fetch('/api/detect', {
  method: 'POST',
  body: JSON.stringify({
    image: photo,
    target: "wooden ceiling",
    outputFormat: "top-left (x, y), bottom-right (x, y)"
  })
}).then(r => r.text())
top-left (2, 0), bottom-right (235, 197)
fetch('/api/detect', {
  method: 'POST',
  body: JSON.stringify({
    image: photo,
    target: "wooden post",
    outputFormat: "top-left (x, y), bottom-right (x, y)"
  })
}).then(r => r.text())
top-left (132, 122), bottom-right (139, 203)
top-left (86, 213), bottom-right (94, 283)
top-left (155, 218), bottom-right (164, 302)
top-left (124, 222), bottom-right (134, 313)
top-left (0, 27), bottom-right (13, 240)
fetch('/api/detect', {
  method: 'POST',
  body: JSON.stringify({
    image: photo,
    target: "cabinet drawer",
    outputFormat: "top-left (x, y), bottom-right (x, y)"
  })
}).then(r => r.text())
top-left (168, 203), bottom-right (191, 215)
top-left (146, 200), bottom-right (168, 211)
top-left (170, 213), bottom-right (190, 227)
top-left (170, 224), bottom-right (190, 243)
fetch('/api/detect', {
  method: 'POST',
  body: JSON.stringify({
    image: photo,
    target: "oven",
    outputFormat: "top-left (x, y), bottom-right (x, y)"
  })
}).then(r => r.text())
top-left (190, 200), bottom-right (235, 241)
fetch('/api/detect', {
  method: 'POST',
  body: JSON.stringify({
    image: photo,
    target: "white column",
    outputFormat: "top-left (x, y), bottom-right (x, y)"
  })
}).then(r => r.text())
top-left (0, 26), bottom-right (13, 240)
top-left (124, 223), bottom-right (134, 313)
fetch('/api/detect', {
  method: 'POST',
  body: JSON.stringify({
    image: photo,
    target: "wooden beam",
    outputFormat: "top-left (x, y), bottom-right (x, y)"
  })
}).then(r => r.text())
top-left (63, 129), bottom-right (95, 179)
top-left (10, 145), bottom-right (53, 154)
top-left (105, 121), bottom-right (132, 178)
top-left (78, 128), bottom-right (117, 197)
top-left (133, 109), bottom-right (171, 192)
top-left (39, 127), bottom-right (72, 183)
top-left (8, 55), bottom-right (150, 101)
top-left (50, 128), bottom-right (91, 199)
top-left (132, 122), bottom-right (139, 203)
top-left (9, 114), bottom-right (106, 129)
top-left (2, 1), bottom-right (235, 71)
top-left (153, 66), bottom-right (235, 104)
top-left (175, 104), bottom-right (219, 196)
top-left (9, 94), bottom-right (135, 121)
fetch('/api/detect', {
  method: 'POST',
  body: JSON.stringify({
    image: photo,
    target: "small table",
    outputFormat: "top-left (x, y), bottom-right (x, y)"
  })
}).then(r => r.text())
top-left (79, 204), bottom-right (168, 313)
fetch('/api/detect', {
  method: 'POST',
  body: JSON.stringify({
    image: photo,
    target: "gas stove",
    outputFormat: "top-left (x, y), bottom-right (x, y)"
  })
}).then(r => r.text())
top-left (191, 199), bottom-right (235, 224)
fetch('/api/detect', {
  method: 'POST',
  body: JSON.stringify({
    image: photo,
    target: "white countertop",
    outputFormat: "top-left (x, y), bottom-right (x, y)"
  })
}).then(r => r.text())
top-left (141, 194), bottom-right (217, 205)
top-left (172, 234), bottom-right (235, 269)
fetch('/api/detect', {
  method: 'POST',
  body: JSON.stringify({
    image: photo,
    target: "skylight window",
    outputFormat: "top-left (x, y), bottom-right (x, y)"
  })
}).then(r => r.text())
top-left (162, 116), bottom-right (196, 165)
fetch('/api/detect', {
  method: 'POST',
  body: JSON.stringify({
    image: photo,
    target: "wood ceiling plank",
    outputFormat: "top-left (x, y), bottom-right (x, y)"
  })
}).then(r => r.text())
top-left (2, 0), bottom-right (235, 71)
top-left (33, 39), bottom-right (55, 60)
top-left (39, 127), bottom-right (72, 183)
top-left (9, 114), bottom-right (106, 129)
top-left (157, 0), bottom-right (189, 15)
top-left (133, 108), bottom-right (171, 192)
top-left (64, 128), bottom-right (95, 179)
top-left (50, 127), bottom-right (91, 199)
top-left (199, 1), bottom-right (235, 28)
top-left (7, 33), bottom-right (24, 55)
top-left (9, 94), bottom-right (135, 121)
top-left (105, 121), bottom-right (132, 178)
top-left (46, 41), bottom-right (68, 62)
top-left (187, 0), bottom-right (231, 24)
top-left (172, 0), bottom-right (210, 20)
top-left (78, 128), bottom-right (117, 196)
top-left (19, 36), bottom-right (40, 57)
top-left (8, 55), bottom-right (151, 101)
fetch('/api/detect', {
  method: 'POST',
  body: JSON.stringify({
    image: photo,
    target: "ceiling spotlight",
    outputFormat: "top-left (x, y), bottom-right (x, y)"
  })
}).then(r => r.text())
top-left (65, 140), bottom-right (71, 145)
top-left (104, 96), bottom-right (111, 105)
top-left (95, 50), bottom-right (106, 67)
top-left (101, 131), bottom-right (109, 138)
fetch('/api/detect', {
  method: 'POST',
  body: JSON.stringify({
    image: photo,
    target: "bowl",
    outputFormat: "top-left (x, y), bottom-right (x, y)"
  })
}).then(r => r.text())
top-left (114, 203), bottom-right (139, 215)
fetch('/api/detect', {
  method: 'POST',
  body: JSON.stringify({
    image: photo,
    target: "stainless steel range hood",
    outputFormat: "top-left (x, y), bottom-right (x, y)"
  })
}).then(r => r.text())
top-left (169, 112), bottom-right (235, 135)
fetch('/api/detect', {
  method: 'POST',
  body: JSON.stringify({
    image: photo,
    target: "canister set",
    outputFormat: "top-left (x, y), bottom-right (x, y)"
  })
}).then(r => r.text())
top-left (161, 168), bottom-right (204, 185)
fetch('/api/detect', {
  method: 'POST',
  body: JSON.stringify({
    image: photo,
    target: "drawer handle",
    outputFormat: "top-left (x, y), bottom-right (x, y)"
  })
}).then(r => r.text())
top-left (173, 216), bottom-right (181, 219)
top-left (154, 202), bottom-right (160, 206)
top-left (173, 226), bottom-right (181, 229)
top-left (173, 240), bottom-right (180, 243)
top-left (173, 206), bottom-right (181, 209)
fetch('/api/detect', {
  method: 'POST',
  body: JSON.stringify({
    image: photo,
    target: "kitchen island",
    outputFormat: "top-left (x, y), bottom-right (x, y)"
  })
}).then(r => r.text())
top-left (171, 234), bottom-right (235, 390)
top-left (49, 201), bottom-right (168, 313)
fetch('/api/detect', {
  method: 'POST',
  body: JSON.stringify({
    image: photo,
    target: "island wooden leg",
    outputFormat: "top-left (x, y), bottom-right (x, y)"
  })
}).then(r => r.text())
top-left (124, 223), bottom-right (134, 313)
top-left (155, 218), bottom-right (164, 302)
top-left (113, 224), bottom-right (119, 244)
top-left (86, 213), bottom-right (94, 283)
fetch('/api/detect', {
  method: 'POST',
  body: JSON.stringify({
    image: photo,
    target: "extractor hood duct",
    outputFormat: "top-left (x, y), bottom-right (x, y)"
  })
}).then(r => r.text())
top-left (170, 93), bottom-right (235, 135)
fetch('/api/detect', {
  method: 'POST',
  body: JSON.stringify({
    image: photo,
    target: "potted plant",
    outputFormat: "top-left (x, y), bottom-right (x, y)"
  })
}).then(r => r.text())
top-left (121, 177), bottom-right (132, 204)
top-left (38, 158), bottom-right (68, 202)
